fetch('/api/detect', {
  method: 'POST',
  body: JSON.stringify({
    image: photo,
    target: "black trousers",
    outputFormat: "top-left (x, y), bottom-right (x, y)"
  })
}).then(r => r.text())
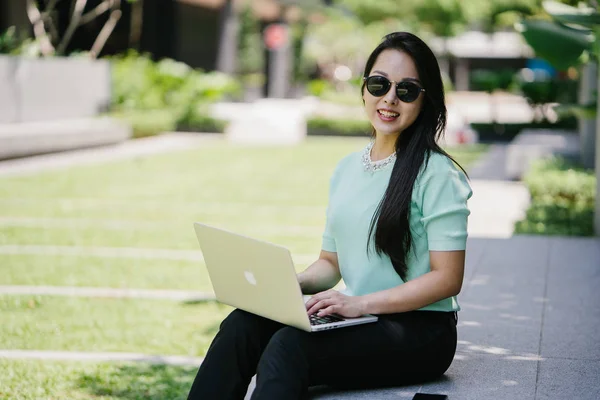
top-left (187, 309), bottom-right (457, 400)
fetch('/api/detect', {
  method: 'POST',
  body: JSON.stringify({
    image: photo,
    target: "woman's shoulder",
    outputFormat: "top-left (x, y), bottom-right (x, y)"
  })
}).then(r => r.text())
top-left (427, 151), bottom-right (465, 172)
top-left (417, 151), bottom-right (466, 185)
top-left (332, 148), bottom-right (363, 174)
top-left (425, 151), bottom-right (456, 170)
top-left (340, 147), bottom-right (364, 166)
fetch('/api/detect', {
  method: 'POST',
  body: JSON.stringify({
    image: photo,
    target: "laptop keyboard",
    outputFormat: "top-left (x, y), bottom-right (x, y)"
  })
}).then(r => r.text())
top-left (309, 313), bottom-right (344, 325)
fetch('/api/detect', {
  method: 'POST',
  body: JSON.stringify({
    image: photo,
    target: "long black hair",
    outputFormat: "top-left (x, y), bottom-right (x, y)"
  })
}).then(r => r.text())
top-left (363, 32), bottom-right (467, 281)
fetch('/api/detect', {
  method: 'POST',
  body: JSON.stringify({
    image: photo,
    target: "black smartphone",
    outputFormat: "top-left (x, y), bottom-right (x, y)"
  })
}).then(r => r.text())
top-left (412, 393), bottom-right (448, 400)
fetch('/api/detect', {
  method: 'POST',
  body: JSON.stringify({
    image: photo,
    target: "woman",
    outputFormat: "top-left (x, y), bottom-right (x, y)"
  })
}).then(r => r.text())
top-left (187, 31), bottom-right (472, 400)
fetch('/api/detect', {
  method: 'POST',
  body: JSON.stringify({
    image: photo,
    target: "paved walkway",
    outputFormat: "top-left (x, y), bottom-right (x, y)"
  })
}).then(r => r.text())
top-left (0, 132), bottom-right (221, 177)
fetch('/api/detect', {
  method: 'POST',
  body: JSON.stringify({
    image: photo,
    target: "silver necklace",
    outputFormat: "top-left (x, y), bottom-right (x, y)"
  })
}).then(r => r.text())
top-left (362, 141), bottom-right (396, 173)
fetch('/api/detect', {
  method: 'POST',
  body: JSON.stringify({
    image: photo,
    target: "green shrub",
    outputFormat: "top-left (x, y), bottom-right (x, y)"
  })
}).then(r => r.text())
top-left (307, 79), bottom-right (331, 97)
top-left (514, 157), bottom-right (595, 236)
top-left (307, 117), bottom-right (371, 136)
top-left (177, 110), bottom-right (227, 133)
top-left (109, 51), bottom-right (241, 114)
top-left (109, 110), bottom-right (178, 138)
top-left (470, 69), bottom-right (515, 92)
top-left (471, 119), bottom-right (578, 143)
top-left (306, 79), bottom-right (362, 106)
top-left (0, 27), bottom-right (19, 54)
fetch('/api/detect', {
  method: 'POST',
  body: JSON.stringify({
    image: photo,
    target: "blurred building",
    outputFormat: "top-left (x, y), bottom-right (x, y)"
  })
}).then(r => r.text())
top-left (430, 31), bottom-right (534, 91)
top-left (0, 0), bottom-right (289, 71)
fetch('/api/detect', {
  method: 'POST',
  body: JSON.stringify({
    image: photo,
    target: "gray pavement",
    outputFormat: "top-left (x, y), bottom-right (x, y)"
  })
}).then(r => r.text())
top-left (0, 132), bottom-right (220, 177)
top-left (468, 144), bottom-right (510, 181)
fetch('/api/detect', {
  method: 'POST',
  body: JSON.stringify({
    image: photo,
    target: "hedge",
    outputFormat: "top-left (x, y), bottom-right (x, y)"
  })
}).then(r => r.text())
top-left (110, 109), bottom-right (227, 138)
top-left (471, 118), bottom-right (578, 143)
top-left (514, 157), bottom-right (595, 236)
top-left (307, 117), bottom-right (371, 137)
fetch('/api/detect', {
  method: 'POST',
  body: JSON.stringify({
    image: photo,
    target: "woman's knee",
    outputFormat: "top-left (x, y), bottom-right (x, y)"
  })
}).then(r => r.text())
top-left (261, 327), bottom-right (309, 361)
top-left (219, 309), bottom-right (262, 336)
top-left (256, 327), bottom-right (311, 386)
top-left (218, 309), bottom-right (282, 342)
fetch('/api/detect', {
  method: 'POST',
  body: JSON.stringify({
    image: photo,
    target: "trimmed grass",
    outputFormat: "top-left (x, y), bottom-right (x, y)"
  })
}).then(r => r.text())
top-left (0, 359), bottom-right (196, 400)
top-left (0, 139), bottom-right (349, 203)
top-left (0, 199), bottom-right (327, 224)
top-left (0, 225), bottom-right (323, 254)
top-left (0, 255), bottom-right (212, 292)
top-left (0, 295), bottom-right (232, 356)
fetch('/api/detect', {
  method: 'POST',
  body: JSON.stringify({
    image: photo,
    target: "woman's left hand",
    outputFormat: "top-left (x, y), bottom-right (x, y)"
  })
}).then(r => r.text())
top-left (305, 289), bottom-right (367, 318)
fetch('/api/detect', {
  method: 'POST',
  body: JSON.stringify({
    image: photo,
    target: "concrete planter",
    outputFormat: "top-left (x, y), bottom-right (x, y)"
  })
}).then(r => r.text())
top-left (0, 55), bottom-right (111, 123)
top-left (0, 55), bottom-right (131, 160)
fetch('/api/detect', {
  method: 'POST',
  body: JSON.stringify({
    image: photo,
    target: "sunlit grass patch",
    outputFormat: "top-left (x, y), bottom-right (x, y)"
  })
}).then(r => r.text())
top-left (0, 295), bottom-right (232, 357)
top-left (0, 359), bottom-right (197, 400)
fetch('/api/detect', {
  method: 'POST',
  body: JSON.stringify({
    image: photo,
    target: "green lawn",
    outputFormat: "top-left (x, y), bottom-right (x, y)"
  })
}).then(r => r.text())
top-left (0, 295), bottom-right (232, 356)
top-left (1, 255), bottom-right (212, 291)
top-left (0, 359), bottom-right (197, 400)
top-left (0, 137), bottom-right (488, 399)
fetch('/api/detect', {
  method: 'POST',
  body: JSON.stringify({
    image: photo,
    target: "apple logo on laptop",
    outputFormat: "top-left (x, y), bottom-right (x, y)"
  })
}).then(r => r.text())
top-left (244, 271), bottom-right (257, 285)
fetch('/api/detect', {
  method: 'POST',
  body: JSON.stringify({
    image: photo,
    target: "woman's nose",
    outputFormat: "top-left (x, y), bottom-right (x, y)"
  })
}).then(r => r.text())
top-left (383, 85), bottom-right (398, 104)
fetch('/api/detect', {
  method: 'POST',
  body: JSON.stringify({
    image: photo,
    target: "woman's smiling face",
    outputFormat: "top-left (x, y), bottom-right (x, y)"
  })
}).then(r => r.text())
top-left (362, 49), bottom-right (425, 139)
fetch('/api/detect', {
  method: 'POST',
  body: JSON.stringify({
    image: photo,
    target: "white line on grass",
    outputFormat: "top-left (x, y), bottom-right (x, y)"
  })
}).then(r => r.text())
top-left (0, 198), bottom-right (325, 214)
top-left (0, 217), bottom-right (323, 236)
top-left (0, 245), bottom-right (317, 265)
top-left (0, 245), bottom-right (203, 261)
top-left (0, 349), bottom-right (204, 366)
top-left (0, 285), bottom-right (215, 301)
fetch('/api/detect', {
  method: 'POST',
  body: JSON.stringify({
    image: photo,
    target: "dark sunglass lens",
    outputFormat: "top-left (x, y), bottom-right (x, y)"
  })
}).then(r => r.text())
top-left (396, 81), bottom-right (421, 103)
top-left (366, 76), bottom-right (390, 96)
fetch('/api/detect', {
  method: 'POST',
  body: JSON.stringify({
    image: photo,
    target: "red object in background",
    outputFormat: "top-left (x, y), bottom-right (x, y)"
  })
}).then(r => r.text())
top-left (264, 23), bottom-right (288, 51)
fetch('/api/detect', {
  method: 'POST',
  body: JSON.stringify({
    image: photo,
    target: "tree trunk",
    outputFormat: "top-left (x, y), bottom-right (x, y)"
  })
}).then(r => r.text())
top-left (580, 62), bottom-right (597, 169)
top-left (595, 70), bottom-right (600, 236)
top-left (216, 0), bottom-right (239, 74)
top-left (128, 0), bottom-right (143, 49)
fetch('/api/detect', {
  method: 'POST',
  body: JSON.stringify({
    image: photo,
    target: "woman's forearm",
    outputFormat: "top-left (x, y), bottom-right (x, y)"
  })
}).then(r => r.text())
top-left (360, 269), bottom-right (462, 314)
top-left (297, 259), bottom-right (341, 294)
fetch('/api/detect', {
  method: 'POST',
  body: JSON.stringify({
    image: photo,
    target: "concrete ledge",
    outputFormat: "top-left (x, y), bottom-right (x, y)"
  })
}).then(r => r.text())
top-left (505, 129), bottom-right (579, 180)
top-left (221, 99), bottom-right (316, 145)
top-left (0, 117), bottom-right (131, 160)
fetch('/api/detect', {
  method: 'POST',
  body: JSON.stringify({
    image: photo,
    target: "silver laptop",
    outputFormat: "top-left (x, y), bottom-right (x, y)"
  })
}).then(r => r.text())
top-left (193, 223), bottom-right (378, 332)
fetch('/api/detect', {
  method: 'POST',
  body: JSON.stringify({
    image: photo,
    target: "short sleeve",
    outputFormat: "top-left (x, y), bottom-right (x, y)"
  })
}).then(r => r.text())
top-left (321, 158), bottom-right (348, 253)
top-left (418, 166), bottom-right (472, 251)
top-left (321, 203), bottom-right (337, 252)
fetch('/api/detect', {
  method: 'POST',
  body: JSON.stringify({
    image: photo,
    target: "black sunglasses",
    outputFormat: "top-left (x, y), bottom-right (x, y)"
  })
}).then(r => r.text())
top-left (363, 75), bottom-right (425, 103)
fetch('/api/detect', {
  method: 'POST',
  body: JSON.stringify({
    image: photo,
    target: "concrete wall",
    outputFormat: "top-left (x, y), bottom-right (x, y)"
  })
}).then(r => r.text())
top-left (0, 57), bottom-right (18, 123)
top-left (0, 55), bottom-right (111, 123)
top-left (0, 55), bottom-right (131, 160)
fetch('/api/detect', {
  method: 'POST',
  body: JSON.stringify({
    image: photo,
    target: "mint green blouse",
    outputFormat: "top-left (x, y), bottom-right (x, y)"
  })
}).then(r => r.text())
top-left (321, 148), bottom-right (472, 312)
